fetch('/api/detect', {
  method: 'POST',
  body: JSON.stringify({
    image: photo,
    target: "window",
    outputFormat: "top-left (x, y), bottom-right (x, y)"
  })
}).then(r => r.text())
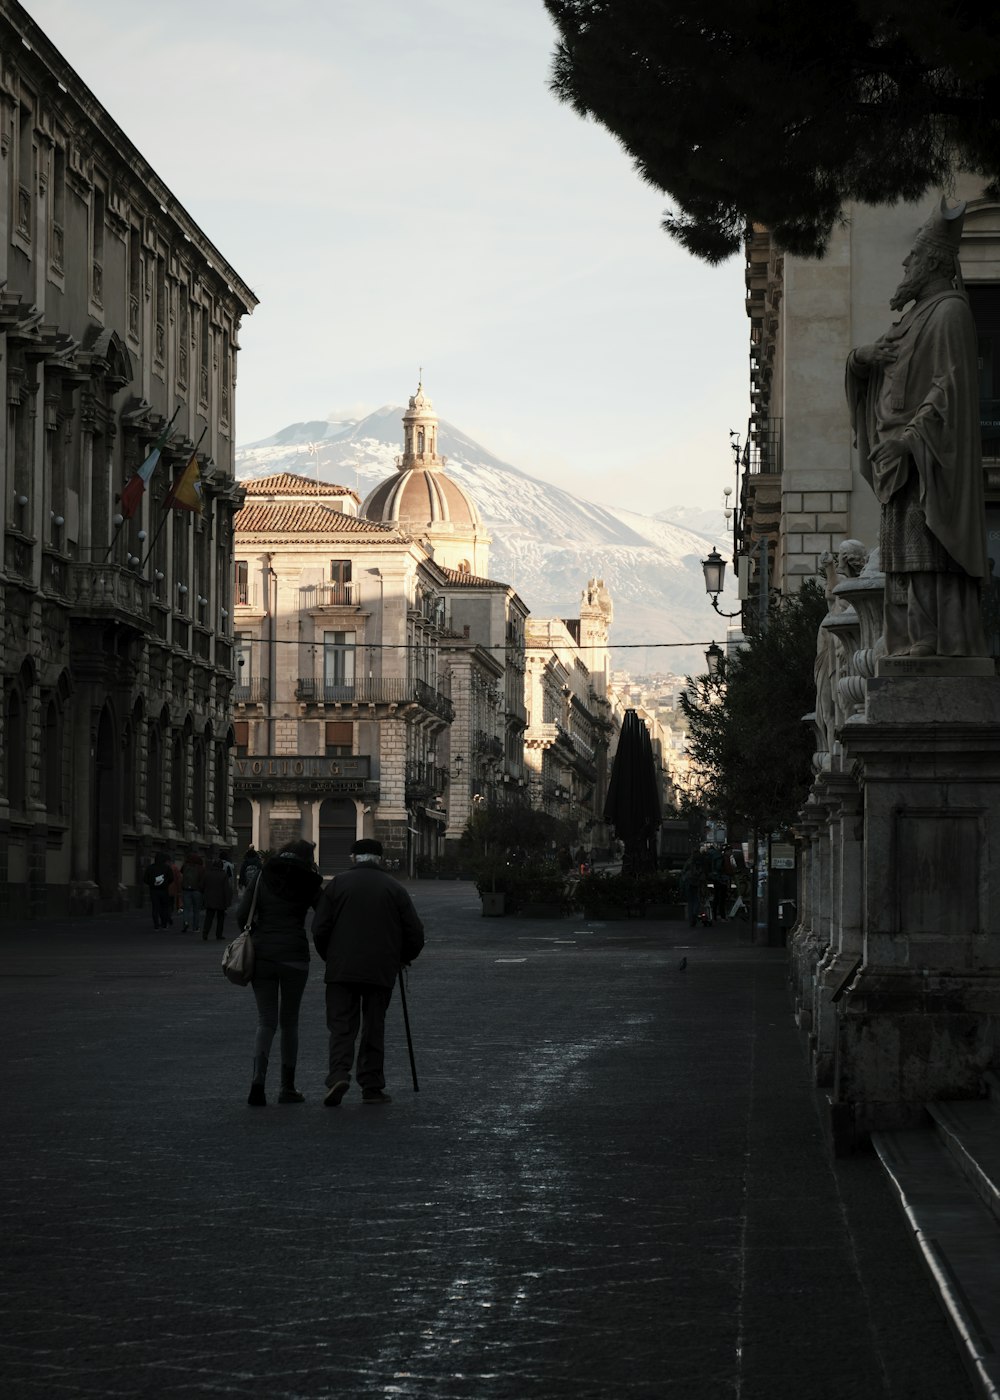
top-left (191, 739), bottom-right (205, 832)
top-left (233, 720), bottom-right (249, 758)
top-left (51, 145), bottom-right (65, 273)
top-left (44, 700), bottom-right (62, 815)
top-left (323, 631), bottom-right (355, 694)
top-left (235, 559), bottom-right (249, 605)
top-left (178, 287), bottom-right (189, 385)
top-left (16, 102), bottom-right (32, 242)
top-left (128, 226), bottom-right (141, 341)
top-left (91, 185), bottom-right (105, 307)
top-left (170, 731), bottom-right (185, 828)
top-left (155, 254), bottom-right (166, 363)
top-left (325, 721), bottom-right (353, 758)
top-left (199, 305), bottom-right (210, 403)
top-left (214, 743), bottom-right (229, 833)
top-left (328, 558), bottom-right (351, 603)
top-left (147, 724), bottom-right (162, 823)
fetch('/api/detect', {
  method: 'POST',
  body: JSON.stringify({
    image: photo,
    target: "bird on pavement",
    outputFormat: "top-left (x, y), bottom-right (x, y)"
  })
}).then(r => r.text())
top-left (678, 956), bottom-right (687, 971)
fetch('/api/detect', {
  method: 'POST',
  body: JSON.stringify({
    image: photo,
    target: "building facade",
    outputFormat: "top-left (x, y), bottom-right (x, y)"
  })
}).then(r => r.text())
top-left (232, 395), bottom-right (528, 874)
top-left (0, 3), bottom-right (256, 916)
top-left (523, 579), bottom-right (614, 853)
top-left (740, 179), bottom-right (1000, 621)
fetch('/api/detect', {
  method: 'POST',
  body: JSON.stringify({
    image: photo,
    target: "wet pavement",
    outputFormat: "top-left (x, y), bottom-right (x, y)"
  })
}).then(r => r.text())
top-left (1, 882), bottom-right (974, 1399)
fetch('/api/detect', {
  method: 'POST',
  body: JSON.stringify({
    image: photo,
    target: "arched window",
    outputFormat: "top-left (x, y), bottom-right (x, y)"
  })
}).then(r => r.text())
top-left (147, 723), bottom-right (163, 825)
top-left (214, 743), bottom-right (229, 834)
top-left (191, 736), bottom-right (205, 833)
top-left (44, 700), bottom-right (62, 815)
top-left (170, 731), bottom-right (185, 829)
top-left (4, 688), bottom-right (26, 811)
top-left (417, 428), bottom-right (425, 454)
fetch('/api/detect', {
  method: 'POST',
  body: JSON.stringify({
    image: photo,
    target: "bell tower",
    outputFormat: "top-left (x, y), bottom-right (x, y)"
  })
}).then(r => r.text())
top-left (401, 376), bottom-right (441, 468)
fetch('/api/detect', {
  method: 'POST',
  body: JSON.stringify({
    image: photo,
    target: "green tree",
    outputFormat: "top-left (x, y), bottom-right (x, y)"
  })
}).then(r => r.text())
top-left (680, 582), bottom-right (827, 830)
top-left (544, 1), bottom-right (1000, 261)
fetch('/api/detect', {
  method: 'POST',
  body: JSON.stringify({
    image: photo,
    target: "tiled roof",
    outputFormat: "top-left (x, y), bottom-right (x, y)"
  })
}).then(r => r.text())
top-left (234, 502), bottom-right (397, 535)
top-left (438, 565), bottom-right (512, 590)
top-left (240, 472), bottom-right (360, 501)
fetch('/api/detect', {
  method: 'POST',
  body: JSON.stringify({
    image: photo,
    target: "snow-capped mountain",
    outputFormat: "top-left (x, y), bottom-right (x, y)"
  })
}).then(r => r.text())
top-left (236, 409), bottom-right (733, 672)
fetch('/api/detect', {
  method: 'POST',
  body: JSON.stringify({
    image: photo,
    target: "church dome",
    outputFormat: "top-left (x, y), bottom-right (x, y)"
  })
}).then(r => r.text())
top-left (362, 377), bottom-right (482, 533)
top-left (363, 469), bottom-right (482, 532)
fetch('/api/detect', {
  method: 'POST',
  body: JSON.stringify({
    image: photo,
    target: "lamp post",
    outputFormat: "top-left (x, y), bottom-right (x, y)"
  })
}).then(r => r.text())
top-left (701, 548), bottom-right (741, 620)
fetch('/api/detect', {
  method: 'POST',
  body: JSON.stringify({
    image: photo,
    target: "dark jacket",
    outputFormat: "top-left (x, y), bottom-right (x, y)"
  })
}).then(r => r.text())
top-left (181, 854), bottom-right (205, 891)
top-left (238, 850), bottom-right (263, 888)
top-left (143, 856), bottom-right (172, 890)
top-left (202, 862), bottom-right (233, 911)
top-left (312, 864), bottom-right (425, 987)
top-left (235, 854), bottom-right (323, 965)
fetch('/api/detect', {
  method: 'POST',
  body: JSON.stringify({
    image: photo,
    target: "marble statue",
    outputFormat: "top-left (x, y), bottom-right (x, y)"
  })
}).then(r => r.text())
top-left (814, 539), bottom-right (868, 763)
top-left (846, 198), bottom-right (989, 658)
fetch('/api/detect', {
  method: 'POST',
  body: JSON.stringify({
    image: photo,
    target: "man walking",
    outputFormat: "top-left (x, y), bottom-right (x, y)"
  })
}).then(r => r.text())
top-left (180, 847), bottom-right (205, 932)
top-left (312, 838), bottom-right (424, 1106)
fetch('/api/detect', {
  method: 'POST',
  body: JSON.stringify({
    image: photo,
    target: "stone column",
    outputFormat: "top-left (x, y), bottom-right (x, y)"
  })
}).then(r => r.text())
top-left (835, 665), bottom-right (1000, 1138)
top-left (812, 768), bottom-right (863, 1086)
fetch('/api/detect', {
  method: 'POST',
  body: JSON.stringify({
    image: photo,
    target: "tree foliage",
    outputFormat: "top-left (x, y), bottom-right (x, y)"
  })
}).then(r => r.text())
top-left (679, 582), bottom-right (827, 830)
top-left (544, 1), bottom-right (1000, 261)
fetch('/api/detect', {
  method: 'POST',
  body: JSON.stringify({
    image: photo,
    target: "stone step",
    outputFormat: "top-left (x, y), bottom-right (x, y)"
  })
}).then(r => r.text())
top-left (928, 1099), bottom-right (1000, 1225)
top-left (873, 1125), bottom-right (1000, 1400)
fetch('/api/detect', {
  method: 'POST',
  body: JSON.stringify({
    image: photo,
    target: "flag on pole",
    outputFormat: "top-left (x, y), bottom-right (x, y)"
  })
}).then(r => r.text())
top-left (164, 452), bottom-right (204, 514)
top-left (119, 407), bottom-right (180, 519)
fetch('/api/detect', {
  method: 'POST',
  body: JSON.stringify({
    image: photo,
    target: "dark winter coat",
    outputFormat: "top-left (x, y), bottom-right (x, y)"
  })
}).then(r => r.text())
top-left (202, 863), bottom-right (233, 911)
top-left (238, 850), bottom-right (263, 888)
top-left (312, 865), bottom-right (425, 988)
top-left (235, 854), bottom-right (323, 965)
top-left (143, 856), bottom-right (172, 890)
top-left (181, 854), bottom-right (205, 891)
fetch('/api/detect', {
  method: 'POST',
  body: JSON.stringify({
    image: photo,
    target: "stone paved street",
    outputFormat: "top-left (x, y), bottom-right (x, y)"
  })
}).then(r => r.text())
top-left (1, 882), bottom-right (974, 1399)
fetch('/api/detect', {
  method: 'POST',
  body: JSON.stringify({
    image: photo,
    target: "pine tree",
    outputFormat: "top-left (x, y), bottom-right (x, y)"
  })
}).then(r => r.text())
top-left (545, 0), bottom-right (1000, 261)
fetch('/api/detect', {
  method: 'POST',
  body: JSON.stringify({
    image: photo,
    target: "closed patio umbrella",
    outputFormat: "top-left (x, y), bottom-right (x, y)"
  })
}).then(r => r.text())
top-left (604, 709), bottom-right (661, 875)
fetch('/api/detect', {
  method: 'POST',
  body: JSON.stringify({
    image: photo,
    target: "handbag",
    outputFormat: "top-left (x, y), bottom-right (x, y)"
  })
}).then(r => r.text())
top-left (221, 873), bottom-right (260, 987)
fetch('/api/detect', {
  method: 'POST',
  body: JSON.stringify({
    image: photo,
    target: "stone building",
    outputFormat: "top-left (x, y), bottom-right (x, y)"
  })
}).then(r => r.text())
top-left (0, 3), bottom-right (255, 916)
top-left (740, 178), bottom-right (1000, 623)
top-left (232, 384), bottom-right (527, 872)
top-left (524, 579), bottom-right (613, 852)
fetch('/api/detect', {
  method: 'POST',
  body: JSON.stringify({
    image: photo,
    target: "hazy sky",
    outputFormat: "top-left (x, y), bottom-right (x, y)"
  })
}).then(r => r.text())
top-left (24, 0), bottom-right (749, 517)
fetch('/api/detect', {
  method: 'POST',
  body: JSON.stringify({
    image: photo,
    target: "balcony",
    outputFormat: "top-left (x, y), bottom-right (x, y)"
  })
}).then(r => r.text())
top-left (4, 530), bottom-right (33, 583)
top-left (69, 562), bottom-right (150, 627)
top-left (233, 678), bottom-right (271, 706)
top-left (405, 760), bottom-right (449, 803)
top-left (304, 581), bottom-right (356, 608)
top-left (296, 675), bottom-right (455, 722)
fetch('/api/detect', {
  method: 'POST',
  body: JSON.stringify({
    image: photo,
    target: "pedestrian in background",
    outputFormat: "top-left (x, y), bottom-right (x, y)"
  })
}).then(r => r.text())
top-left (313, 838), bottom-right (425, 1107)
top-left (168, 855), bottom-right (183, 923)
top-left (180, 847), bottom-right (205, 932)
top-left (235, 839), bottom-right (323, 1107)
top-left (238, 843), bottom-right (262, 890)
top-left (143, 852), bottom-right (174, 930)
top-left (201, 856), bottom-right (233, 942)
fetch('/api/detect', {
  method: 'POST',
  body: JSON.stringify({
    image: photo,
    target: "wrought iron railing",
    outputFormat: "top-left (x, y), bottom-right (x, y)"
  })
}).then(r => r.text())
top-left (295, 675), bottom-right (454, 721)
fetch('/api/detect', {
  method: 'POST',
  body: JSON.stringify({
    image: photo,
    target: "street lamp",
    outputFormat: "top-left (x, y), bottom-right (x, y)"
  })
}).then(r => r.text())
top-left (702, 548), bottom-right (741, 619)
top-left (705, 641), bottom-right (725, 677)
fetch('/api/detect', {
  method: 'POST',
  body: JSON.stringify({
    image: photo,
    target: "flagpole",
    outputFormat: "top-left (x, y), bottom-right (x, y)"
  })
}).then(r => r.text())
top-left (139, 427), bottom-right (207, 570)
top-left (108, 406), bottom-right (184, 564)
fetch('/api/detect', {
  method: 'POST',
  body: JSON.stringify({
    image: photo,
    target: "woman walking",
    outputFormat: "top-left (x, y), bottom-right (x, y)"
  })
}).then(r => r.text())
top-left (235, 840), bottom-right (323, 1107)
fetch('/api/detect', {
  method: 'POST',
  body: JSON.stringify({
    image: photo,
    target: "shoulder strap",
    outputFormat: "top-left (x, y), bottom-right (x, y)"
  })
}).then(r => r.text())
top-left (244, 870), bottom-right (262, 932)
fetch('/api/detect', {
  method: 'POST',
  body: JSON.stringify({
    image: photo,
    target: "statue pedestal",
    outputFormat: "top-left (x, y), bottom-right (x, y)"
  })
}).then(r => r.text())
top-left (834, 673), bottom-right (1000, 1141)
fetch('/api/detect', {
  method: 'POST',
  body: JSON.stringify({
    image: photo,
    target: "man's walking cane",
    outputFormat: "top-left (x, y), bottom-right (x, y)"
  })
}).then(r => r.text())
top-left (399, 969), bottom-right (420, 1092)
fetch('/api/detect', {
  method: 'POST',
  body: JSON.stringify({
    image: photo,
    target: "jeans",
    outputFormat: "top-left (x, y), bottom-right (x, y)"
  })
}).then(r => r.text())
top-left (325, 981), bottom-right (393, 1090)
top-left (251, 960), bottom-right (308, 1068)
top-left (182, 889), bottom-right (203, 929)
top-left (151, 887), bottom-right (173, 928)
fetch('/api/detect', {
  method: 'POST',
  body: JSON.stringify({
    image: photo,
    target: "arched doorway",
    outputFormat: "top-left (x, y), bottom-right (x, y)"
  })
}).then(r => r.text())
top-left (233, 796), bottom-right (253, 860)
top-left (318, 797), bottom-right (357, 873)
top-left (94, 706), bottom-right (121, 897)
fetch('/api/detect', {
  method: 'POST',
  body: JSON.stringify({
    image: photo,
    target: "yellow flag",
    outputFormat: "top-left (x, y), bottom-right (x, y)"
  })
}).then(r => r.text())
top-left (164, 453), bottom-right (203, 513)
